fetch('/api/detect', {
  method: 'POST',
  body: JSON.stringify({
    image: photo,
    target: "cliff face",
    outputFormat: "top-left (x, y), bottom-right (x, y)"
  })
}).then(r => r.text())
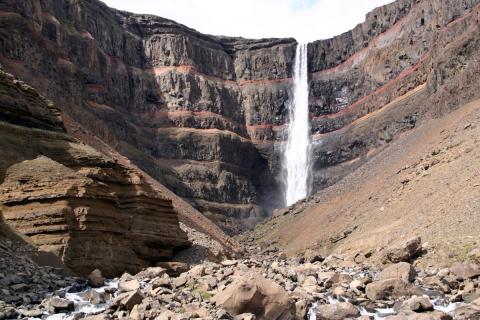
top-left (307, 0), bottom-right (480, 188)
top-left (0, 0), bottom-right (298, 233)
top-left (0, 0), bottom-right (479, 233)
top-left (0, 69), bottom-right (190, 276)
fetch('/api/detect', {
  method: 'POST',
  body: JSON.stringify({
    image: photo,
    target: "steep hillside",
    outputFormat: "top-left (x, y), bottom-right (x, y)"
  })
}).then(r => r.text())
top-left (248, 95), bottom-right (480, 266)
top-left (0, 0), bottom-right (295, 233)
top-left (0, 0), bottom-right (479, 236)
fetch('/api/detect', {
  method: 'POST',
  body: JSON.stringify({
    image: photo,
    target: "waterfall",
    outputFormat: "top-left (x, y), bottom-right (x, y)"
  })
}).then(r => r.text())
top-left (284, 43), bottom-right (311, 206)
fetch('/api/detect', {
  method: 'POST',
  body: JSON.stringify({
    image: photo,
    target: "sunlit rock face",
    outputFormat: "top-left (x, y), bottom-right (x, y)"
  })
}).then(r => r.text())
top-left (1, 0), bottom-right (479, 232)
top-left (0, 70), bottom-right (190, 276)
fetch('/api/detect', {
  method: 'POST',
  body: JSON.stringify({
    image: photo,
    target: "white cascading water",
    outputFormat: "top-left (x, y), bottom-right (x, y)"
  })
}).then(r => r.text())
top-left (284, 43), bottom-right (311, 206)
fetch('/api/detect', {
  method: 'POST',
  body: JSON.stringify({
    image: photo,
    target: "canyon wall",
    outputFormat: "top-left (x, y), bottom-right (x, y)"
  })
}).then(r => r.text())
top-left (0, 0), bottom-right (479, 233)
top-left (0, 69), bottom-right (190, 276)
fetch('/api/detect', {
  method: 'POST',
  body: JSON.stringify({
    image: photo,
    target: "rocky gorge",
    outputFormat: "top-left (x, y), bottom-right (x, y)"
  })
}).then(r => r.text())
top-left (3, 233), bottom-right (480, 320)
top-left (1, 0), bottom-right (480, 319)
top-left (0, 0), bottom-right (479, 233)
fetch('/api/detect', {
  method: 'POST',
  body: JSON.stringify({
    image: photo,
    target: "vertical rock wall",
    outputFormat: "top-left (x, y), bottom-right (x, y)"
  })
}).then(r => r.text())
top-left (0, 0), bottom-right (479, 233)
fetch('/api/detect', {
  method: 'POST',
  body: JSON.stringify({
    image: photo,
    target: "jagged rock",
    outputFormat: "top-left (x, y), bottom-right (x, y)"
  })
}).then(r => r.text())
top-left (302, 276), bottom-right (319, 294)
top-left (324, 272), bottom-right (353, 288)
top-left (295, 299), bottom-right (309, 319)
top-left (381, 237), bottom-right (422, 264)
top-left (385, 311), bottom-right (452, 319)
top-left (216, 309), bottom-right (234, 319)
top-left (214, 272), bottom-right (295, 320)
top-left (303, 249), bottom-right (325, 263)
top-left (79, 289), bottom-right (105, 305)
top-left (452, 296), bottom-right (480, 319)
top-left (156, 310), bottom-right (177, 320)
top-left (17, 308), bottom-right (44, 318)
top-left (452, 305), bottom-right (480, 320)
top-left (0, 301), bottom-right (17, 320)
top-left (379, 262), bottom-right (416, 282)
top-left (88, 269), bottom-right (104, 288)
top-left (188, 265), bottom-right (206, 278)
top-left (450, 262), bottom-right (480, 279)
top-left (405, 296), bottom-right (434, 312)
top-left (44, 297), bottom-right (74, 312)
top-left (221, 260), bottom-right (238, 266)
top-left (234, 314), bottom-right (256, 320)
top-left (114, 290), bottom-right (144, 311)
top-left (315, 302), bottom-right (360, 320)
top-left (157, 262), bottom-right (189, 277)
top-left (350, 279), bottom-right (366, 292)
top-left (0, 0), bottom-right (479, 241)
top-left (174, 275), bottom-right (188, 288)
top-left (366, 279), bottom-right (422, 301)
top-left (151, 276), bottom-right (172, 290)
top-left (118, 279), bottom-right (140, 292)
top-left (135, 267), bottom-right (167, 279)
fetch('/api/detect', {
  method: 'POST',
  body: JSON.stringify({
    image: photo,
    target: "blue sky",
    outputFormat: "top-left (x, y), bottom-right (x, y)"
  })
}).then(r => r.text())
top-left (102, 0), bottom-right (393, 42)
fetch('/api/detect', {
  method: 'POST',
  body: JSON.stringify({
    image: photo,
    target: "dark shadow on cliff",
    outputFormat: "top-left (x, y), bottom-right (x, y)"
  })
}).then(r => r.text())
top-left (0, 0), bottom-right (285, 237)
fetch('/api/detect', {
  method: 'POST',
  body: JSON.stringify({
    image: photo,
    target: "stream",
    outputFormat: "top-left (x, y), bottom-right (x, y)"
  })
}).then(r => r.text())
top-left (307, 291), bottom-right (465, 320)
top-left (21, 276), bottom-right (466, 320)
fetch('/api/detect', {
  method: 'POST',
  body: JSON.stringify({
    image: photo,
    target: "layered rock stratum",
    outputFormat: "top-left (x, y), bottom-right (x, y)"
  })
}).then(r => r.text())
top-left (1, 0), bottom-right (479, 235)
top-left (0, 69), bottom-right (190, 276)
top-left (1, 0), bottom-right (480, 318)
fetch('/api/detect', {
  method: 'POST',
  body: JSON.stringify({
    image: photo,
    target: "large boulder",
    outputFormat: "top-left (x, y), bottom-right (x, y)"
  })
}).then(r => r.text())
top-left (0, 301), bottom-right (17, 320)
top-left (214, 272), bottom-right (295, 320)
top-left (385, 311), bottom-right (452, 319)
top-left (379, 262), bottom-right (416, 282)
top-left (450, 262), bottom-right (480, 279)
top-left (452, 297), bottom-right (480, 319)
top-left (405, 296), bottom-right (434, 312)
top-left (315, 302), bottom-right (360, 320)
top-left (381, 237), bottom-right (422, 263)
top-left (118, 279), bottom-right (140, 292)
top-left (366, 279), bottom-right (421, 301)
top-left (156, 262), bottom-right (189, 277)
top-left (113, 290), bottom-right (144, 311)
top-left (43, 297), bottom-right (74, 312)
top-left (88, 269), bottom-right (104, 288)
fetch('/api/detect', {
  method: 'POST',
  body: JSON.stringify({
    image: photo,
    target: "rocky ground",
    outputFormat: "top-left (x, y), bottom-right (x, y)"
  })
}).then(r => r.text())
top-left (251, 95), bottom-right (480, 269)
top-left (2, 236), bottom-right (480, 320)
top-left (0, 234), bottom-right (78, 319)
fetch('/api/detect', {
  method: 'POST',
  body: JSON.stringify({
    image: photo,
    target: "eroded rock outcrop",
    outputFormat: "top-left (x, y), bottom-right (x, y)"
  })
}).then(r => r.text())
top-left (213, 272), bottom-right (295, 320)
top-left (0, 0), bottom-right (479, 233)
top-left (0, 69), bottom-right (189, 276)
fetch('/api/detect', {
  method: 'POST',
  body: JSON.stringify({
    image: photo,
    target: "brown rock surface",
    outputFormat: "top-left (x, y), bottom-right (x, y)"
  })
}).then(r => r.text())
top-left (315, 302), bottom-right (360, 320)
top-left (0, 69), bottom-right (189, 276)
top-left (214, 272), bottom-right (295, 320)
top-left (248, 91), bottom-right (480, 267)
top-left (366, 278), bottom-right (422, 301)
top-left (379, 262), bottom-right (416, 282)
top-left (450, 262), bottom-right (480, 279)
top-left (88, 269), bottom-right (104, 288)
top-left (381, 237), bottom-right (423, 263)
top-left (2, 0), bottom-right (479, 235)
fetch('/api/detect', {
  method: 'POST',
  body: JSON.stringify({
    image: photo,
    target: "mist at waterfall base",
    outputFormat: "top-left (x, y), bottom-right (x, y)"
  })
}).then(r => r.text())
top-left (284, 43), bottom-right (311, 206)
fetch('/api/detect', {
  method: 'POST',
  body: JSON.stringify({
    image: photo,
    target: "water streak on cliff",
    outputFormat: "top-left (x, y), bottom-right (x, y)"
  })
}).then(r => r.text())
top-left (284, 43), bottom-right (311, 205)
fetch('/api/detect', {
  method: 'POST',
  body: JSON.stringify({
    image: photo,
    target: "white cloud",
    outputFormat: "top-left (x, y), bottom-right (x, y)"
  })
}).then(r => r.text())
top-left (101, 0), bottom-right (394, 43)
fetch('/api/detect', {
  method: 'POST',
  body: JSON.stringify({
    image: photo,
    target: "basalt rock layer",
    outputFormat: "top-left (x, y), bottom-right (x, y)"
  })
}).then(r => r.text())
top-left (0, 69), bottom-right (189, 277)
top-left (0, 0), bottom-right (479, 233)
